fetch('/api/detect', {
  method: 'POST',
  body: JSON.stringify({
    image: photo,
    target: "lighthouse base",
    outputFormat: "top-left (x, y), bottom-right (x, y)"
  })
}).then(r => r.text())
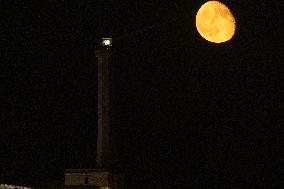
top-left (64, 169), bottom-right (124, 189)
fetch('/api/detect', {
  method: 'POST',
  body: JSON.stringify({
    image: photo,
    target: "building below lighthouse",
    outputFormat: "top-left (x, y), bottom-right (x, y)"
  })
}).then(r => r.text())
top-left (64, 169), bottom-right (124, 189)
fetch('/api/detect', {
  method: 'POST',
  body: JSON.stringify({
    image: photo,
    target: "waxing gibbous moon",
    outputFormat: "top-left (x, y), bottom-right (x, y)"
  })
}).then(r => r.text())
top-left (196, 1), bottom-right (236, 43)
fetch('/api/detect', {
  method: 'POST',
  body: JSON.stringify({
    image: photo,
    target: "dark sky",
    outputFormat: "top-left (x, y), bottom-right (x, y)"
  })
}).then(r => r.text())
top-left (0, 0), bottom-right (283, 188)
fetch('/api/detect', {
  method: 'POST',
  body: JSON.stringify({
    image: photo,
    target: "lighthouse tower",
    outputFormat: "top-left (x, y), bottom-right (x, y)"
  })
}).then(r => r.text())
top-left (64, 38), bottom-right (124, 189)
top-left (95, 38), bottom-right (112, 169)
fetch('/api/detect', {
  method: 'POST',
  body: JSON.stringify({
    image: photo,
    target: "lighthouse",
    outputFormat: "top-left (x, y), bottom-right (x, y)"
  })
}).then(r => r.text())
top-left (64, 38), bottom-right (124, 189)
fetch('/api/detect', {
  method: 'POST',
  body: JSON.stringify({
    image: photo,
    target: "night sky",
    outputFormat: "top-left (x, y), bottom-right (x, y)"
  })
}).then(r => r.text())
top-left (1, 0), bottom-right (283, 188)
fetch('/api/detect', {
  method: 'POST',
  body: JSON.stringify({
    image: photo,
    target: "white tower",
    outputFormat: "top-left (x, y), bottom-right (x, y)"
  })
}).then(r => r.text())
top-left (95, 38), bottom-right (112, 168)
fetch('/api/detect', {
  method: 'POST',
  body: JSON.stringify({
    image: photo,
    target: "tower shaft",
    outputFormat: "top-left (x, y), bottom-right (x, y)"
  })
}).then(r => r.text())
top-left (95, 49), bottom-right (111, 168)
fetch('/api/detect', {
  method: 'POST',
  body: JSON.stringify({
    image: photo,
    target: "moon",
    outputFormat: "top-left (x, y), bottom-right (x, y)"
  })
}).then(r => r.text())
top-left (196, 1), bottom-right (236, 43)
